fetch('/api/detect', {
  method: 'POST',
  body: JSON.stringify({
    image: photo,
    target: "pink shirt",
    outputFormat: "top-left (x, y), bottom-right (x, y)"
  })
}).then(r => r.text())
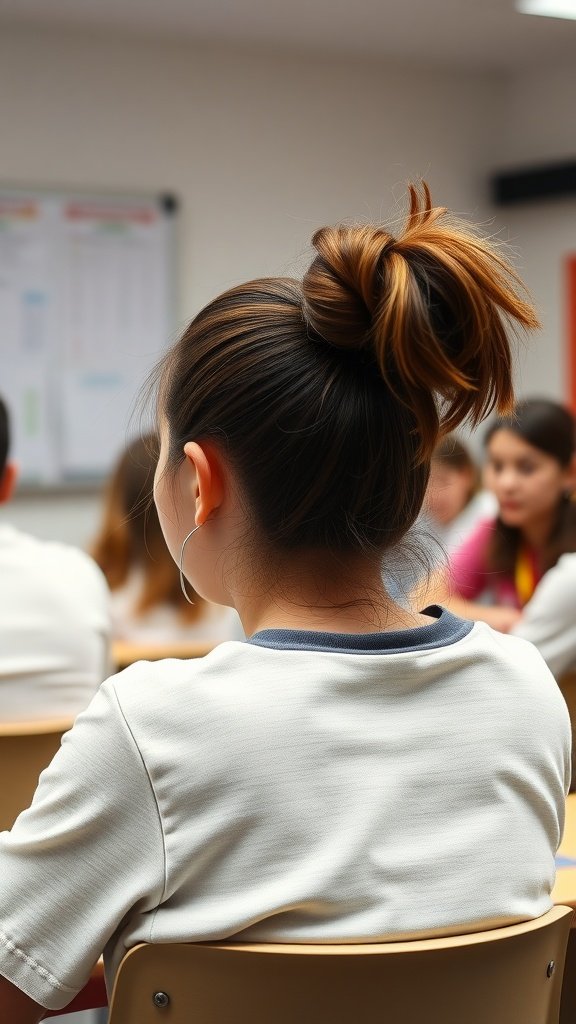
top-left (448, 518), bottom-right (520, 607)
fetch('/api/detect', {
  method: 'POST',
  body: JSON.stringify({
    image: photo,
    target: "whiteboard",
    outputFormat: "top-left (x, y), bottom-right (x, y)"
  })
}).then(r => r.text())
top-left (0, 187), bottom-right (177, 487)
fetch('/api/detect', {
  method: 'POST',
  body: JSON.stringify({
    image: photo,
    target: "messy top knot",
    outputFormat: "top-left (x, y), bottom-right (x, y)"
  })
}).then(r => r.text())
top-left (158, 184), bottom-right (539, 555)
top-left (303, 182), bottom-right (539, 461)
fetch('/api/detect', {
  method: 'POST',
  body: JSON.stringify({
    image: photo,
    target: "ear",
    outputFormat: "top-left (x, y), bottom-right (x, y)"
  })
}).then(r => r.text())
top-left (0, 461), bottom-right (17, 504)
top-left (183, 441), bottom-right (225, 526)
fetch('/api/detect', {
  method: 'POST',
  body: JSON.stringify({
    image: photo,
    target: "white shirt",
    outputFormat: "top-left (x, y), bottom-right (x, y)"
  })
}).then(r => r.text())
top-left (512, 553), bottom-right (576, 678)
top-left (0, 524), bottom-right (111, 720)
top-left (0, 609), bottom-right (569, 1010)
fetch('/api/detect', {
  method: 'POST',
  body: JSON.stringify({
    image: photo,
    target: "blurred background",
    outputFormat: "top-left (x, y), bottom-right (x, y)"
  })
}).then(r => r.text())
top-left (0, 0), bottom-right (574, 546)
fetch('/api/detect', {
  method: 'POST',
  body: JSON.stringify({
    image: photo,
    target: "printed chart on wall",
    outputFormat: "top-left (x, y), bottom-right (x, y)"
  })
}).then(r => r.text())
top-left (0, 188), bottom-right (176, 486)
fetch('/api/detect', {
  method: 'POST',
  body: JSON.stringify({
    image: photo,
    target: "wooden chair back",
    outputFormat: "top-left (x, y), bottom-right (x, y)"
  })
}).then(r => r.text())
top-left (0, 717), bottom-right (73, 831)
top-left (108, 905), bottom-right (573, 1024)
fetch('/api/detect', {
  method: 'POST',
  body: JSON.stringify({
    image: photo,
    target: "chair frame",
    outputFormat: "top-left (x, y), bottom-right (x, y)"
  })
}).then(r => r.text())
top-left (107, 905), bottom-right (574, 1024)
top-left (0, 717), bottom-right (74, 831)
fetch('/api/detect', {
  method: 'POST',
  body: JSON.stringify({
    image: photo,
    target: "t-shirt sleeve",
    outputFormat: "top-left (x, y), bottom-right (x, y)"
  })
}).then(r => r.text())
top-left (511, 555), bottom-right (576, 679)
top-left (0, 672), bottom-right (165, 1011)
top-left (448, 518), bottom-right (496, 600)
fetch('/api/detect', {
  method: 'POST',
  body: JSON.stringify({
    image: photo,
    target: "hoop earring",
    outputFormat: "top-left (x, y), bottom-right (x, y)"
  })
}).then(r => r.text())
top-left (179, 524), bottom-right (202, 605)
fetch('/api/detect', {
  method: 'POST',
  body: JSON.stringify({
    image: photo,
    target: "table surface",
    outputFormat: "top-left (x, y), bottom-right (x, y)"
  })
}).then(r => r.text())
top-left (553, 793), bottom-right (576, 910)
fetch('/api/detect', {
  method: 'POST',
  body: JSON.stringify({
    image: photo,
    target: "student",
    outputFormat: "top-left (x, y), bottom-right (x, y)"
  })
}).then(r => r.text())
top-left (91, 433), bottom-right (243, 644)
top-left (443, 399), bottom-right (576, 644)
top-left (511, 551), bottom-right (576, 677)
top-left (0, 395), bottom-right (110, 721)
top-left (0, 185), bottom-right (570, 1021)
top-left (424, 434), bottom-right (497, 554)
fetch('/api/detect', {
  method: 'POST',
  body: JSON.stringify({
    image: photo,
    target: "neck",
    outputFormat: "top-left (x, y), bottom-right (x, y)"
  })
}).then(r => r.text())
top-left (520, 512), bottom-right (557, 553)
top-left (229, 549), bottom-right (433, 637)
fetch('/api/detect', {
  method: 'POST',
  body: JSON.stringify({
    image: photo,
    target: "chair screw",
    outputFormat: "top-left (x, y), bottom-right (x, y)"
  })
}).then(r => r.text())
top-left (547, 961), bottom-right (555, 978)
top-left (153, 991), bottom-right (170, 1007)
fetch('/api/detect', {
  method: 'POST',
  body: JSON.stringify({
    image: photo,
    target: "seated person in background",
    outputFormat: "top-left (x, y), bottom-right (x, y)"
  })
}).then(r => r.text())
top-left (0, 186), bottom-right (569, 1022)
top-left (432, 398), bottom-right (576, 659)
top-left (384, 435), bottom-right (494, 604)
top-left (0, 395), bottom-right (110, 721)
top-left (91, 433), bottom-right (242, 644)
top-left (423, 434), bottom-right (496, 554)
top-left (511, 551), bottom-right (576, 678)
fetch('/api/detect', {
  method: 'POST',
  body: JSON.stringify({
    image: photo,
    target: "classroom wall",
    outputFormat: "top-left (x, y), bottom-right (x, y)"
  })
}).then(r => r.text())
top-left (491, 59), bottom-right (576, 402)
top-left (0, 26), bottom-right (503, 316)
top-left (0, 25), bottom-right (571, 546)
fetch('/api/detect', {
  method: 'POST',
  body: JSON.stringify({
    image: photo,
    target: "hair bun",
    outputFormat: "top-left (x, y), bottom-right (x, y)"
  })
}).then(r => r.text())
top-left (303, 224), bottom-right (396, 350)
top-left (302, 182), bottom-right (540, 460)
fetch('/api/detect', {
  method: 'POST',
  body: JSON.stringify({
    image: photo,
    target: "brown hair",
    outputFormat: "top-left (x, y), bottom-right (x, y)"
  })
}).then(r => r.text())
top-left (91, 434), bottom-right (203, 621)
top-left (157, 184), bottom-right (538, 558)
top-left (485, 398), bottom-right (576, 575)
top-left (432, 434), bottom-right (480, 498)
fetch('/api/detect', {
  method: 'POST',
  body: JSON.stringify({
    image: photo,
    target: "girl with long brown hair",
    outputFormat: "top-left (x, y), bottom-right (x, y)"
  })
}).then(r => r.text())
top-left (91, 433), bottom-right (241, 643)
top-left (0, 185), bottom-right (569, 1022)
top-left (423, 434), bottom-right (497, 554)
top-left (442, 399), bottom-right (576, 654)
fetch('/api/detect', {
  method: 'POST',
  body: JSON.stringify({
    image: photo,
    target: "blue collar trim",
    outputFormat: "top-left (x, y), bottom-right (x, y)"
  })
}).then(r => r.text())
top-left (247, 606), bottom-right (473, 655)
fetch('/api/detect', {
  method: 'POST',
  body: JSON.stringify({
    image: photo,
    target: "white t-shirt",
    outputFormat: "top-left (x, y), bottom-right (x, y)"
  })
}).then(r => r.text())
top-left (0, 608), bottom-right (569, 1010)
top-left (109, 568), bottom-right (244, 644)
top-left (512, 553), bottom-right (576, 678)
top-left (0, 524), bottom-right (111, 720)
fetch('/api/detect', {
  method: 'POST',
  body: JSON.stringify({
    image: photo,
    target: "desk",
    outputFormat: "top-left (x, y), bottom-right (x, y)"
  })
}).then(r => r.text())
top-left (112, 640), bottom-right (215, 671)
top-left (554, 794), bottom-right (576, 1023)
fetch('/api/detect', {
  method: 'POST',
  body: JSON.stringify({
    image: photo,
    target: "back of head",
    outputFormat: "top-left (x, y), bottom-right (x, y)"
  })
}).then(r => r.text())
top-left (0, 396), bottom-right (9, 477)
top-left (485, 398), bottom-right (576, 466)
top-left (159, 184), bottom-right (539, 558)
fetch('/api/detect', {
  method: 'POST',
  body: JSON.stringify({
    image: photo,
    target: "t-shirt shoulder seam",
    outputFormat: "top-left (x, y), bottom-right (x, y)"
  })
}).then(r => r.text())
top-left (472, 619), bottom-right (547, 661)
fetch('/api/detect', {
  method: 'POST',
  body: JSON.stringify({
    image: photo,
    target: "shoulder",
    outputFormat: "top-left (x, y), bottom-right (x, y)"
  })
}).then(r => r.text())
top-left (550, 552), bottom-right (576, 578)
top-left (108, 641), bottom-right (253, 715)
top-left (526, 553), bottom-right (576, 609)
top-left (454, 623), bottom-right (570, 736)
top-left (0, 528), bottom-right (110, 625)
top-left (0, 524), bottom-right (102, 575)
top-left (466, 620), bottom-right (563, 690)
top-left (27, 532), bottom-right (107, 591)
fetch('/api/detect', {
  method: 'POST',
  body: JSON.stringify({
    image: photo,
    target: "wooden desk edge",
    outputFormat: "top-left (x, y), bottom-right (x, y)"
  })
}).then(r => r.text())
top-left (112, 640), bottom-right (216, 668)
